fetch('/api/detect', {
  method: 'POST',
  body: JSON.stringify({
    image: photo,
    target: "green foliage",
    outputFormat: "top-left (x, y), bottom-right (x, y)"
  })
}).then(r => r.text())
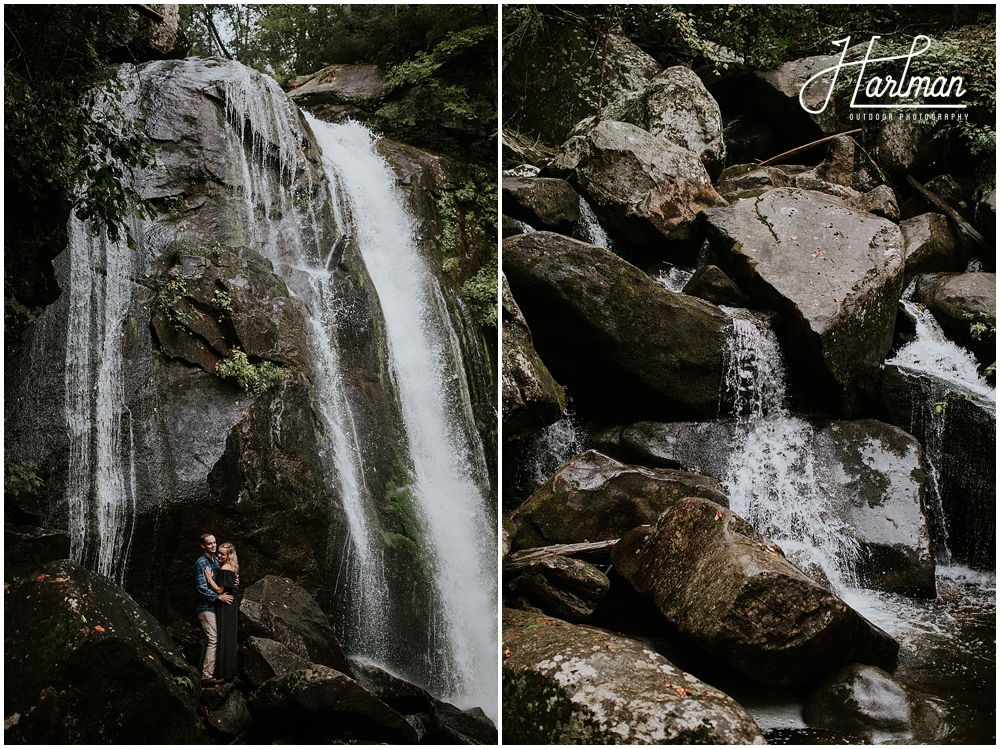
top-left (213, 290), bottom-right (233, 312)
top-left (441, 257), bottom-right (460, 275)
top-left (215, 348), bottom-right (291, 396)
top-left (5, 6), bottom-right (158, 244)
top-left (461, 258), bottom-right (499, 330)
top-left (172, 675), bottom-right (195, 696)
top-left (5, 461), bottom-right (43, 498)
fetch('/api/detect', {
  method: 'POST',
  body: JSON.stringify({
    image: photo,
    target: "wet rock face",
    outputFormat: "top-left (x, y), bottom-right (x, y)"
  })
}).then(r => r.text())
top-left (501, 276), bottom-right (566, 443)
top-left (4, 560), bottom-right (204, 744)
top-left (288, 63), bottom-right (387, 122)
top-left (503, 231), bottom-right (731, 422)
top-left (682, 264), bottom-right (749, 307)
top-left (598, 418), bottom-right (936, 596)
top-left (152, 247), bottom-right (310, 373)
top-left (503, 18), bottom-right (661, 147)
top-left (803, 663), bottom-right (946, 742)
top-left (703, 188), bottom-right (906, 415)
top-left (611, 498), bottom-right (900, 686)
top-left (4, 526), bottom-right (71, 584)
top-left (900, 213), bottom-right (962, 281)
top-left (511, 449), bottom-right (728, 551)
top-left (502, 176), bottom-right (581, 233)
top-left (880, 365), bottom-right (996, 570)
top-left (549, 120), bottom-right (726, 247)
top-left (239, 576), bottom-right (353, 677)
top-left (502, 608), bottom-right (767, 744)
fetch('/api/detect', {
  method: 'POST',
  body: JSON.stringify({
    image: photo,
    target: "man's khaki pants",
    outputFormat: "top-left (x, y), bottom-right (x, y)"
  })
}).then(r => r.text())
top-left (198, 610), bottom-right (218, 680)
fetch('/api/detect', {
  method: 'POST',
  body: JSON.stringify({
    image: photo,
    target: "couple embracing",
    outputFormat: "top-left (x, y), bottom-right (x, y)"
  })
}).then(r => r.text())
top-left (195, 533), bottom-right (240, 686)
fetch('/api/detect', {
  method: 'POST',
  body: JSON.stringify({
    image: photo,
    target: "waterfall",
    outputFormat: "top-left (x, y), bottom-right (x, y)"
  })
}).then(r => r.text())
top-left (525, 412), bottom-right (585, 487)
top-left (308, 116), bottom-right (497, 716)
top-left (719, 309), bottom-right (861, 592)
top-left (62, 215), bottom-right (139, 584)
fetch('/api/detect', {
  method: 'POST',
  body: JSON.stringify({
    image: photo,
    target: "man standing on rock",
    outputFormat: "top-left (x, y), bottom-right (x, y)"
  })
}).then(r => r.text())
top-left (195, 533), bottom-right (234, 685)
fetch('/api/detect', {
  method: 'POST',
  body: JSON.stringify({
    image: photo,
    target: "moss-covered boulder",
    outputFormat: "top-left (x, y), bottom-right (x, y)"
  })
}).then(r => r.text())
top-left (511, 449), bottom-right (728, 550)
top-left (574, 65), bottom-right (726, 177)
top-left (703, 188), bottom-right (906, 415)
top-left (611, 498), bottom-right (900, 686)
top-left (548, 120), bottom-right (727, 247)
top-left (501, 608), bottom-right (767, 744)
top-left (503, 231), bottom-right (731, 421)
top-left (4, 559), bottom-right (204, 744)
top-left (501, 275), bottom-right (565, 443)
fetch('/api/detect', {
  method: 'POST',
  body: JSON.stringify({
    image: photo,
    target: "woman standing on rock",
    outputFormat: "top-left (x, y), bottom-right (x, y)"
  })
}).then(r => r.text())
top-left (206, 542), bottom-right (240, 681)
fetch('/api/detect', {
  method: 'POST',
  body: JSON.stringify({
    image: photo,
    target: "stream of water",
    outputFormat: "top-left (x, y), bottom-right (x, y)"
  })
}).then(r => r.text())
top-left (714, 306), bottom-right (995, 742)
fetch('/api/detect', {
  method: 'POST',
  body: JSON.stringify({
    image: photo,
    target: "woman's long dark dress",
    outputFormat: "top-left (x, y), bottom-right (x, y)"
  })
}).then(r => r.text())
top-left (214, 569), bottom-right (238, 680)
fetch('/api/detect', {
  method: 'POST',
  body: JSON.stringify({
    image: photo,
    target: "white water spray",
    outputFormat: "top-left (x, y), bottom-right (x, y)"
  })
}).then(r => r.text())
top-left (574, 197), bottom-right (613, 250)
top-left (309, 116), bottom-right (497, 715)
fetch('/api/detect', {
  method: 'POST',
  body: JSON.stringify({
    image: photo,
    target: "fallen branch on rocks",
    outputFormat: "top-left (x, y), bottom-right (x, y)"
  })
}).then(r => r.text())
top-left (906, 174), bottom-right (988, 249)
top-left (505, 539), bottom-right (618, 573)
top-left (131, 4), bottom-right (165, 23)
top-left (758, 128), bottom-right (862, 166)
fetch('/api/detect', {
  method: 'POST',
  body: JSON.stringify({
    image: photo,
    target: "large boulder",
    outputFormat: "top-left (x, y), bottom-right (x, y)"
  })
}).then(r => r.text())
top-left (4, 559), bottom-right (204, 743)
top-left (501, 275), bottom-right (565, 442)
top-left (502, 176), bottom-right (580, 234)
top-left (597, 418), bottom-right (936, 596)
top-left (502, 16), bottom-right (661, 147)
top-left (239, 575), bottom-right (354, 677)
top-left (248, 664), bottom-right (418, 744)
top-left (611, 498), bottom-right (900, 686)
top-left (913, 272), bottom-right (996, 367)
top-left (576, 66), bottom-right (726, 176)
top-left (548, 120), bottom-right (726, 247)
top-left (503, 231), bottom-right (731, 421)
top-left (502, 608), bottom-right (767, 744)
top-left (511, 449), bottom-right (728, 551)
top-left (900, 213), bottom-right (963, 282)
top-left (754, 52), bottom-right (845, 137)
top-left (703, 188), bottom-right (906, 415)
top-left (880, 365), bottom-right (996, 570)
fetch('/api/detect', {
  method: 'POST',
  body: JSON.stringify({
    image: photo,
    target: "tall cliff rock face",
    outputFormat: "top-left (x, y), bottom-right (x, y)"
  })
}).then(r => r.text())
top-left (4, 58), bottom-right (494, 692)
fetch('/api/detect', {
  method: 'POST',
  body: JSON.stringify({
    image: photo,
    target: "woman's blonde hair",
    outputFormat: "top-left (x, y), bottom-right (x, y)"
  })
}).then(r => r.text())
top-left (218, 542), bottom-right (239, 574)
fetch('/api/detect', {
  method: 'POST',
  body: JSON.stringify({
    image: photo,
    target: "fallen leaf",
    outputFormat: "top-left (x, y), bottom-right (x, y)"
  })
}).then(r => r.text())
top-left (714, 511), bottom-right (723, 521)
top-left (36, 574), bottom-right (49, 582)
top-left (682, 549), bottom-right (689, 557)
top-left (593, 637), bottom-right (606, 643)
top-left (790, 236), bottom-right (798, 240)
top-left (675, 687), bottom-right (691, 697)
top-left (503, 648), bottom-right (512, 659)
top-left (94, 625), bottom-right (105, 633)
top-left (54, 577), bottom-right (68, 583)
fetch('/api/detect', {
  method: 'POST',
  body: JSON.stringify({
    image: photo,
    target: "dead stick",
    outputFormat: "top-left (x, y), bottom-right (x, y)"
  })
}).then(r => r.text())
top-left (132, 4), bottom-right (165, 23)
top-left (906, 175), bottom-right (988, 249)
top-left (758, 128), bottom-right (863, 166)
top-left (505, 539), bottom-right (618, 573)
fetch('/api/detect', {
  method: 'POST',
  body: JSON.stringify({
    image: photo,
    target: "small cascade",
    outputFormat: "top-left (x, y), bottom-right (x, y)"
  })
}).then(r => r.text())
top-left (524, 412), bottom-right (585, 487)
top-left (888, 299), bottom-right (995, 402)
top-left (309, 117), bottom-right (497, 716)
top-left (574, 197), bottom-right (613, 250)
top-left (651, 263), bottom-right (694, 293)
top-left (719, 309), bottom-right (861, 593)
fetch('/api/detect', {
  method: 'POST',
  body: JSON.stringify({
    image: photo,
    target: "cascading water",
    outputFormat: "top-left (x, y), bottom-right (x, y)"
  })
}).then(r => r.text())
top-left (714, 305), bottom-right (995, 742)
top-left (574, 197), bottom-right (613, 250)
top-left (62, 214), bottom-right (139, 584)
top-left (719, 309), bottom-right (861, 591)
top-left (308, 116), bottom-right (497, 716)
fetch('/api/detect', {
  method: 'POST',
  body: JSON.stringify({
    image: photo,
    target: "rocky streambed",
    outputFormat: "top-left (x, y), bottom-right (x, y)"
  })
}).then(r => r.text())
top-left (502, 15), bottom-right (994, 745)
